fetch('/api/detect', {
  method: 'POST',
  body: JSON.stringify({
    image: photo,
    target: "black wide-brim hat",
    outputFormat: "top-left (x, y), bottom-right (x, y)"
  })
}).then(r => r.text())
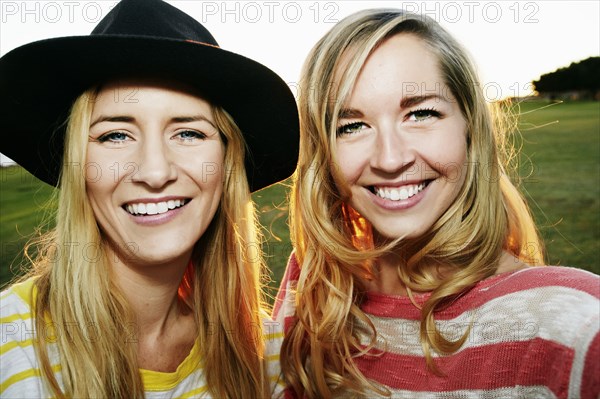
top-left (0, 0), bottom-right (298, 192)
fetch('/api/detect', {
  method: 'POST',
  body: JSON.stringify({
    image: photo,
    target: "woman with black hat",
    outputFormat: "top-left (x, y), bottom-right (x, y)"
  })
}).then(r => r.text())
top-left (0, 0), bottom-right (298, 397)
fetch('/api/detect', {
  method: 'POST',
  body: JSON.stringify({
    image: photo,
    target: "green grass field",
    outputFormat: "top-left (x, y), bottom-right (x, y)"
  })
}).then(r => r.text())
top-left (512, 100), bottom-right (599, 275)
top-left (1, 100), bottom-right (598, 298)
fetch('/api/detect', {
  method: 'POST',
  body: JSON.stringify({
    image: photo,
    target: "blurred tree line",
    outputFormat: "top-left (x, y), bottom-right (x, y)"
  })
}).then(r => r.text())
top-left (532, 57), bottom-right (600, 99)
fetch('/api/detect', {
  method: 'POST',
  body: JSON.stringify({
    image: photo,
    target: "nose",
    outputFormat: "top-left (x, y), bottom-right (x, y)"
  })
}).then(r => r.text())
top-left (371, 124), bottom-right (416, 173)
top-left (130, 137), bottom-right (177, 188)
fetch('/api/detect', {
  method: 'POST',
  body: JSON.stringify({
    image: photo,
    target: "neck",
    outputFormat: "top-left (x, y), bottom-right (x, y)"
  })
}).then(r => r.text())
top-left (366, 249), bottom-right (529, 297)
top-left (365, 249), bottom-right (454, 296)
top-left (108, 250), bottom-right (193, 339)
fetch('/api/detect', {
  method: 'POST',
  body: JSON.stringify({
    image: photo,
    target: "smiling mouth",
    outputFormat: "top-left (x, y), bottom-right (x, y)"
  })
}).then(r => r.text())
top-left (369, 181), bottom-right (431, 201)
top-left (123, 199), bottom-right (190, 216)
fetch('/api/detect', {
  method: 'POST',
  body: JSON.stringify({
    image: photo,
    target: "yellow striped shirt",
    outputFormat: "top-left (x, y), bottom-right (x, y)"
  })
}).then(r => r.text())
top-left (1, 278), bottom-right (285, 398)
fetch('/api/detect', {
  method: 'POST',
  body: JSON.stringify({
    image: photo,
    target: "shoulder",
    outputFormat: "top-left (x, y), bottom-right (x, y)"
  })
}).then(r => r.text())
top-left (1, 278), bottom-right (48, 397)
top-left (476, 265), bottom-right (599, 306)
top-left (513, 267), bottom-right (600, 399)
top-left (0, 278), bottom-right (37, 344)
top-left (510, 266), bottom-right (599, 342)
top-left (487, 265), bottom-right (599, 318)
top-left (442, 266), bottom-right (599, 355)
top-left (512, 265), bottom-right (599, 296)
top-left (459, 267), bottom-right (599, 398)
top-left (472, 265), bottom-right (599, 356)
top-left (1, 277), bottom-right (36, 326)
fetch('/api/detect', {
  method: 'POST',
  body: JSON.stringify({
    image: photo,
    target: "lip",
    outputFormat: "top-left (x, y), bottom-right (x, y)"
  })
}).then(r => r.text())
top-left (121, 196), bottom-right (191, 226)
top-left (366, 180), bottom-right (431, 210)
top-left (127, 205), bottom-right (186, 226)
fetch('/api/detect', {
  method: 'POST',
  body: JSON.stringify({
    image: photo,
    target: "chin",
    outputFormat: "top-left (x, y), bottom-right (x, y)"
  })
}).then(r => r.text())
top-left (124, 246), bottom-right (193, 267)
top-left (372, 222), bottom-right (429, 242)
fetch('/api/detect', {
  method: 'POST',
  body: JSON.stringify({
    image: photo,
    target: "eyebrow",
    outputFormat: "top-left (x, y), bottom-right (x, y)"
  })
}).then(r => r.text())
top-left (171, 115), bottom-right (217, 130)
top-left (90, 115), bottom-right (217, 130)
top-left (90, 115), bottom-right (134, 128)
top-left (338, 94), bottom-right (447, 120)
top-left (338, 108), bottom-right (364, 120)
top-left (399, 94), bottom-right (445, 109)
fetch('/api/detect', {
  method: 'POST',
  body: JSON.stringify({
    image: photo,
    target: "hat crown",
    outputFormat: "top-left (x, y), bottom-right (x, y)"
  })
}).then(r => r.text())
top-left (0, 0), bottom-right (299, 192)
top-left (92, 0), bottom-right (218, 46)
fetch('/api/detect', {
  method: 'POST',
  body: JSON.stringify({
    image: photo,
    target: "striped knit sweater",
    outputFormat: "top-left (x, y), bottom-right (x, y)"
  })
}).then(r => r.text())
top-left (0, 278), bottom-right (285, 398)
top-left (273, 254), bottom-right (600, 398)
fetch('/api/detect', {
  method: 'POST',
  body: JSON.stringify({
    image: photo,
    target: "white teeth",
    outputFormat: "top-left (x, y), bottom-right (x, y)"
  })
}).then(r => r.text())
top-left (374, 183), bottom-right (426, 201)
top-left (399, 188), bottom-right (408, 200)
top-left (146, 203), bottom-right (158, 215)
top-left (125, 200), bottom-right (186, 216)
top-left (157, 202), bottom-right (168, 214)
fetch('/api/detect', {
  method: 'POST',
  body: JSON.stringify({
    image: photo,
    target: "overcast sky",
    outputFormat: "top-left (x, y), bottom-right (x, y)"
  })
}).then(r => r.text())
top-left (1, 0), bottom-right (599, 165)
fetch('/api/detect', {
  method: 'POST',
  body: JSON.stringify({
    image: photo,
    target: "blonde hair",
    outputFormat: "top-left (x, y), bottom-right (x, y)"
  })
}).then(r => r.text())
top-left (281, 9), bottom-right (545, 398)
top-left (25, 87), bottom-right (270, 398)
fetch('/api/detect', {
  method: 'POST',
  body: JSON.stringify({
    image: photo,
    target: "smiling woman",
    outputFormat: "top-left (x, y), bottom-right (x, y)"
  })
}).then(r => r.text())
top-left (85, 82), bottom-right (225, 264)
top-left (273, 8), bottom-right (600, 399)
top-left (334, 34), bottom-right (469, 241)
top-left (0, 0), bottom-right (298, 398)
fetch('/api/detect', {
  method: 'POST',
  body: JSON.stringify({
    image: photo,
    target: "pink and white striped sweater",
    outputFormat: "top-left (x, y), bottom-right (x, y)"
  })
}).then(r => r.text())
top-left (273, 254), bottom-right (600, 398)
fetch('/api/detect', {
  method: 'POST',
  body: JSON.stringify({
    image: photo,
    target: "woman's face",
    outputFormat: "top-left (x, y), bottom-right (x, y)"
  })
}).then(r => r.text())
top-left (335, 33), bottom-right (468, 240)
top-left (86, 81), bottom-right (224, 266)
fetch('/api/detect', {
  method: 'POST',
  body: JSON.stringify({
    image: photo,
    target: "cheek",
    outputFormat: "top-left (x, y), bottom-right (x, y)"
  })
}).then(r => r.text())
top-left (187, 148), bottom-right (225, 188)
top-left (84, 177), bottom-right (113, 222)
top-left (84, 149), bottom-right (132, 221)
top-left (84, 164), bottom-right (112, 190)
top-left (85, 145), bottom-right (126, 190)
top-left (434, 144), bottom-right (467, 182)
top-left (335, 143), bottom-right (368, 184)
top-left (426, 123), bottom-right (468, 179)
top-left (84, 162), bottom-right (112, 199)
top-left (193, 161), bottom-right (221, 185)
top-left (85, 155), bottom-right (124, 198)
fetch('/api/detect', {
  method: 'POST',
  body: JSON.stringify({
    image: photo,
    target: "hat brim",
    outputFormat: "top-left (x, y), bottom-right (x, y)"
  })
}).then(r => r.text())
top-left (0, 35), bottom-right (299, 192)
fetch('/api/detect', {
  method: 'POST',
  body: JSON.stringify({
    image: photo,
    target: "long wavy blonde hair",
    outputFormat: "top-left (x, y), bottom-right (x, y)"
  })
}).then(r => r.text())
top-left (24, 87), bottom-right (270, 398)
top-left (281, 9), bottom-right (545, 398)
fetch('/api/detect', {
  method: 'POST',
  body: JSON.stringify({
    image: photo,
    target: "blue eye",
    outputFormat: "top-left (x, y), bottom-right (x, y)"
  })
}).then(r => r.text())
top-left (407, 108), bottom-right (441, 122)
top-left (174, 130), bottom-right (207, 142)
top-left (336, 122), bottom-right (368, 136)
top-left (97, 131), bottom-right (130, 143)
